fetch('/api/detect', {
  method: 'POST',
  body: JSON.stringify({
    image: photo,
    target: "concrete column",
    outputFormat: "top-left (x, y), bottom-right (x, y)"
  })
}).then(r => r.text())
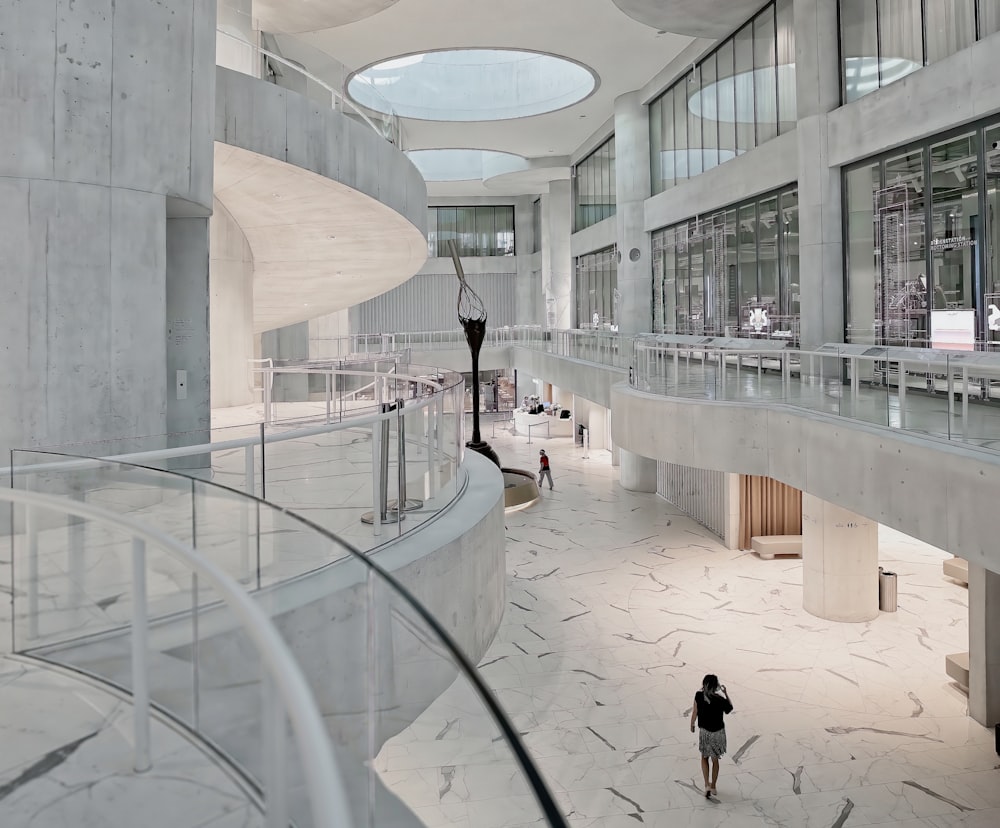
top-left (723, 473), bottom-right (741, 550)
top-left (620, 449), bottom-right (657, 492)
top-left (588, 404), bottom-right (609, 450)
top-left (968, 563), bottom-right (1000, 727)
top-left (167, 217), bottom-right (212, 466)
top-left (794, 0), bottom-right (843, 349)
top-left (614, 92), bottom-right (652, 335)
top-left (802, 493), bottom-right (879, 622)
top-left (542, 180), bottom-right (573, 329)
top-left (514, 196), bottom-right (540, 326)
top-left (0, 0), bottom-right (215, 460)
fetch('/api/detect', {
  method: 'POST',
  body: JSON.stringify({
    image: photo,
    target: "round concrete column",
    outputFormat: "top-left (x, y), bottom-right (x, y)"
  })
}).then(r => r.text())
top-left (620, 449), bottom-right (657, 493)
top-left (802, 493), bottom-right (879, 622)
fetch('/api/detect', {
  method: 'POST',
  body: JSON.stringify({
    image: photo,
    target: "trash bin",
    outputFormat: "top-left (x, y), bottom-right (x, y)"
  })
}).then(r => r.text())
top-left (878, 566), bottom-right (898, 612)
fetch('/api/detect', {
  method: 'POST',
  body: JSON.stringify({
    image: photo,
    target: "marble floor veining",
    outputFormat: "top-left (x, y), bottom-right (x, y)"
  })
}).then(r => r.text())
top-left (0, 656), bottom-right (262, 828)
top-left (376, 428), bottom-right (999, 827)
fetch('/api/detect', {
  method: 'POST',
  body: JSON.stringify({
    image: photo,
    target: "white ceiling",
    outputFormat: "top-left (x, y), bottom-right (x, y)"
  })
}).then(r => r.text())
top-left (287, 0), bottom-right (697, 193)
top-left (214, 143), bottom-right (427, 333)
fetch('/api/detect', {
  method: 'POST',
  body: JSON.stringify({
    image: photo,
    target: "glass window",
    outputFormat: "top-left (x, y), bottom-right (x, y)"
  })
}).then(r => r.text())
top-left (845, 163), bottom-right (881, 344)
top-left (674, 76), bottom-right (690, 178)
top-left (716, 41), bottom-right (738, 165)
top-left (779, 189), bottom-right (799, 318)
top-left (878, 0), bottom-right (924, 87)
top-left (662, 229), bottom-right (678, 333)
top-left (475, 206), bottom-right (494, 257)
top-left (738, 203), bottom-right (758, 320)
top-left (775, 0), bottom-right (796, 132)
top-left (980, 0), bottom-right (1000, 37)
top-left (437, 207), bottom-right (457, 256)
top-left (676, 225), bottom-right (691, 331)
top-left (658, 88), bottom-right (676, 191)
top-left (925, 0), bottom-right (976, 63)
top-left (496, 206), bottom-right (515, 255)
top-left (881, 149), bottom-right (927, 345)
top-left (607, 137), bottom-right (617, 220)
top-left (700, 54), bottom-right (719, 174)
top-left (984, 123), bottom-right (1000, 343)
top-left (685, 69), bottom-right (703, 176)
top-left (753, 6), bottom-right (779, 145)
top-left (734, 22), bottom-right (756, 155)
top-left (929, 132), bottom-right (978, 314)
top-left (426, 208), bottom-right (438, 257)
top-left (757, 196), bottom-right (780, 312)
top-left (574, 136), bottom-right (616, 230)
top-left (840, 0), bottom-right (881, 102)
top-left (650, 96), bottom-right (665, 194)
top-left (724, 208), bottom-right (739, 331)
top-left (575, 247), bottom-right (618, 327)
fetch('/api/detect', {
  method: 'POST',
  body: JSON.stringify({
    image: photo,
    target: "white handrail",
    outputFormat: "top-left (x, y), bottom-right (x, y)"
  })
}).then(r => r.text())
top-left (4, 487), bottom-right (352, 827)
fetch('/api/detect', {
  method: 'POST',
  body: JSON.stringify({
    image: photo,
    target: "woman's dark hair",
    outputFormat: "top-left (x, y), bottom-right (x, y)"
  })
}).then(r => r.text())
top-left (701, 674), bottom-right (720, 699)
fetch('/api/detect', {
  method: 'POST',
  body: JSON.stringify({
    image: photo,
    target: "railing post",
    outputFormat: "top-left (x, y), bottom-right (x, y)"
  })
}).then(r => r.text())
top-left (962, 365), bottom-right (970, 438)
top-left (371, 412), bottom-right (383, 538)
top-left (898, 361), bottom-right (907, 429)
top-left (262, 672), bottom-right (289, 828)
top-left (131, 537), bottom-right (151, 773)
top-left (325, 371), bottom-right (332, 423)
top-left (26, 497), bottom-right (38, 642)
top-left (263, 366), bottom-right (273, 425)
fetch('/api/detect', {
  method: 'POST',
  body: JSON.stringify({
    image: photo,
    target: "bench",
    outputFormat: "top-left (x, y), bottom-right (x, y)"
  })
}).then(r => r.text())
top-left (751, 534), bottom-right (803, 560)
top-left (945, 652), bottom-right (969, 692)
top-left (943, 556), bottom-right (969, 586)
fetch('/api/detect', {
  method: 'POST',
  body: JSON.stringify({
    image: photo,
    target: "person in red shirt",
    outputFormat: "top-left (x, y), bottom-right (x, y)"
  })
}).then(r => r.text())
top-left (537, 449), bottom-right (553, 490)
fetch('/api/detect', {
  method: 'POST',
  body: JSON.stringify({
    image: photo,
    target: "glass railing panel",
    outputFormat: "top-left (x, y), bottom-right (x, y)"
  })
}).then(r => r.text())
top-left (370, 573), bottom-right (562, 827)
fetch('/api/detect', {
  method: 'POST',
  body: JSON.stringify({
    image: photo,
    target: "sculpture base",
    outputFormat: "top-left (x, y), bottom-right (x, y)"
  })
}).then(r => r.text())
top-left (466, 440), bottom-right (501, 467)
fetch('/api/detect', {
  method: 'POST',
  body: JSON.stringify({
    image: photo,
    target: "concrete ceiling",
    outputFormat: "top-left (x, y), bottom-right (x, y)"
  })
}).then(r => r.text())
top-left (254, 0), bottom-right (402, 34)
top-left (611, 0), bottom-right (768, 38)
top-left (287, 0), bottom-right (696, 194)
top-left (214, 143), bottom-right (427, 333)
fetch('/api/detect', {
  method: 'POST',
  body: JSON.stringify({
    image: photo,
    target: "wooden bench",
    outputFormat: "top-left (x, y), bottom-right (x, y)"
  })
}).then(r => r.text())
top-left (943, 556), bottom-right (969, 586)
top-left (945, 652), bottom-right (969, 692)
top-left (751, 534), bottom-right (803, 560)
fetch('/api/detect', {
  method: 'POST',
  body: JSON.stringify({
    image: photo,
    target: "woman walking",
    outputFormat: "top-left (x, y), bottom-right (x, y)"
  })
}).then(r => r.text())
top-left (689, 674), bottom-right (733, 797)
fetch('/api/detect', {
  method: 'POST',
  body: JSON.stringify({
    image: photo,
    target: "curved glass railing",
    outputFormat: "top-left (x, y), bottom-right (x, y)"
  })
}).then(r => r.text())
top-left (631, 338), bottom-right (1000, 452)
top-left (215, 20), bottom-right (404, 148)
top-left (6, 458), bottom-right (568, 826)
top-left (14, 363), bottom-right (466, 554)
top-left (1, 487), bottom-right (351, 827)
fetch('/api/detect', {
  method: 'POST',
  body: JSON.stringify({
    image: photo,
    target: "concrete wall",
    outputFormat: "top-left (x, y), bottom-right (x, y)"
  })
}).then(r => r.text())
top-left (210, 198), bottom-right (255, 408)
top-left (0, 0), bottom-right (215, 459)
top-left (612, 384), bottom-right (1000, 575)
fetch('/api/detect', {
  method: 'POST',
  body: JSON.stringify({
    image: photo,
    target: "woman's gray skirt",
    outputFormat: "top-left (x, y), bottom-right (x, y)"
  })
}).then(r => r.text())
top-left (698, 727), bottom-right (727, 758)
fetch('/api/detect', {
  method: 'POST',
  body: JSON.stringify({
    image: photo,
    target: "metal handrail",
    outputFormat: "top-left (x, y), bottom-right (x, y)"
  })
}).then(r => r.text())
top-left (3, 487), bottom-right (351, 828)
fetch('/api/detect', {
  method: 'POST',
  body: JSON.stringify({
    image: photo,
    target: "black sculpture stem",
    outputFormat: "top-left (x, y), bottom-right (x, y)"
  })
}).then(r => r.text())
top-left (448, 240), bottom-right (500, 467)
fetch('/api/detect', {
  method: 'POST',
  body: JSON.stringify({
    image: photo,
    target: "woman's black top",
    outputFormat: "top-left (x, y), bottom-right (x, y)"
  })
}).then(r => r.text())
top-left (694, 690), bottom-right (733, 732)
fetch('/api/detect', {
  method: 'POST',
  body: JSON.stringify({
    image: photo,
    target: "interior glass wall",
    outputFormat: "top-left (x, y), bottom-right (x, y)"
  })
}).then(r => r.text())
top-left (650, 0), bottom-right (796, 195)
top-left (651, 185), bottom-right (799, 339)
top-left (575, 246), bottom-right (618, 327)
top-left (574, 136), bottom-right (616, 231)
top-left (840, 0), bottom-right (996, 103)
top-left (426, 205), bottom-right (515, 257)
top-left (844, 118), bottom-right (1000, 347)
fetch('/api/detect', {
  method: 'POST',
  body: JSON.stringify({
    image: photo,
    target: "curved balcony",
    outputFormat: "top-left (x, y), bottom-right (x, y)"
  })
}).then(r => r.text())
top-left (0, 361), bottom-right (569, 826)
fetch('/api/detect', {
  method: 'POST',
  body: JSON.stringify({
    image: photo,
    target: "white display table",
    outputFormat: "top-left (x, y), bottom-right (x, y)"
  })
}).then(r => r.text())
top-left (513, 410), bottom-right (574, 438)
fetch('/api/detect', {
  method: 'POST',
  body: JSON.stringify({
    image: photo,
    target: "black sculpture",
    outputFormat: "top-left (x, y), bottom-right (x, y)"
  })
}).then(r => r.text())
top-left (448, 240), bottom-right (500, 467)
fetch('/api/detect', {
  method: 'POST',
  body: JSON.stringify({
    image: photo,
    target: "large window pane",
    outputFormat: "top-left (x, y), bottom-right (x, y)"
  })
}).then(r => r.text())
top-left (846, 163), bottom-right (880, 344)
top-left (925, 0), bottom-right (976, 63)
top-left (881, 149), bottom-right (927, 345)
top-left (775, 0), bottom-right (797, 132)
top-left (685, 69), bottom-right (703, 176)
top-left (738, 203), bottom-right (758, 327)
top-left (607, 137), bottom-right (617, 219)
top-left (753, 6), bottom-right (779, 144)
top-left (929, 132), bottom-right (978, 323)
top-left (437, 207), bottom-right (457, 256)
top-left (427, 208), bottom-right (438, 257)
top-left (757, 197), bottom-right (780, 315)
top-left (724, 209), bottom-right (739, 332)
top-left (716, 41), bottom-right (738, 165)
top-left (475, 206), bottom-right (493, 256)
top-left (663, 230), bottom-right (678, 333)
top-left (779, 189), bottom-right (799, 319)
top-left (456, 207), bottom-right (476, 256)
top-left (699, 54), bottom-right (720, 173)
top-left (650, 96), bottom-right (665, 194)
top-left (676, 225), bottom-right (691, 331)
top-left (983, 123), bottom-right (1000, 344)
top-left (879, 0), bottom-right (924, 88)
top-left (981, 0), bottom-right (1000, 37)
top-left (496, 206), bottom-right (515, 255)
top-left (658, 89), bottom-right (676, 191)
top-left (734, 23), bottom-right (756, 154)
top-left (840, 0), bottom-right (881, 102)
top-left (674, 75), bottom-right (690, 179)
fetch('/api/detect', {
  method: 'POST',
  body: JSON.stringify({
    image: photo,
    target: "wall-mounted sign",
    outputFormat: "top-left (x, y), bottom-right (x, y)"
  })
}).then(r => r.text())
top-left (930, 235), bottom-right (975, 251)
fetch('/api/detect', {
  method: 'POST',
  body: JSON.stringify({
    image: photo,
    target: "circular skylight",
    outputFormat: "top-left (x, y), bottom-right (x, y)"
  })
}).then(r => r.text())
top-left (405, 149), bottom-right (526, 181)
top-left (347, 49), bottom-right (598, 121)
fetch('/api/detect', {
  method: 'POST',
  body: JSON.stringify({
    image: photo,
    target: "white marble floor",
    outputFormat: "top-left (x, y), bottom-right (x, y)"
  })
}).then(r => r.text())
top-left (376, 429), bottom-right (999, 827)
top-left (0, 656), bottom-right (262, 828)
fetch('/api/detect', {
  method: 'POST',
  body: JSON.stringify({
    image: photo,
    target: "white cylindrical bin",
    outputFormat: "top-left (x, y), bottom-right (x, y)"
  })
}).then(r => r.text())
top-left (878, 567), bottom-right (898, 612)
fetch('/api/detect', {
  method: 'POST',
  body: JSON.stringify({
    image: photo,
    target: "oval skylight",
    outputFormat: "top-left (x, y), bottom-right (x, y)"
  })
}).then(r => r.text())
top-left (406, 149), bottom-right (526, 181)
top-left (347, 49), bottom-right (598, 121)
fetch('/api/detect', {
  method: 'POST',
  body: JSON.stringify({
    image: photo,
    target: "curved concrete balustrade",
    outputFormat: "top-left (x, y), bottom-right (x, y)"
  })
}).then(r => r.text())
top-left (214, 66), bottom-right (427, 332)
top-left (612, 383), bottom-right (1000, 574)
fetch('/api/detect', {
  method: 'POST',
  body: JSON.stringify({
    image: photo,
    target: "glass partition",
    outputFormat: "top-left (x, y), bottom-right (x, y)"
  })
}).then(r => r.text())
top-left (650, 0), bottom-right (795, 195)
top-left (575, 246), bottom-right (619, 327)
